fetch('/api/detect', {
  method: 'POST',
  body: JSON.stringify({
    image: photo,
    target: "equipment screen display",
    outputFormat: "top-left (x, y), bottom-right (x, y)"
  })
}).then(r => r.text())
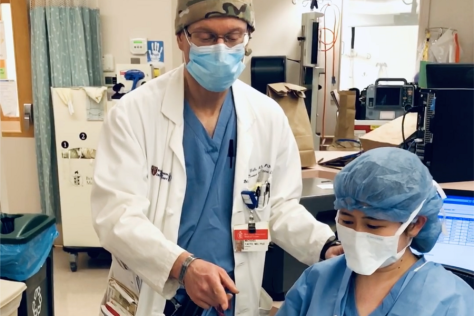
top-left (375, 87), bottom-right (401, 107)
top-left (418, 195), bottom-right (474, 271)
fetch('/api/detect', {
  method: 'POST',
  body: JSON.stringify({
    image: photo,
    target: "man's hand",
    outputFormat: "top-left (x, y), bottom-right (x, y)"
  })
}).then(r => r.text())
top-left (325, 244), bottom-right (344, 259)
top-left (184, 260), bottom-right (238, 310)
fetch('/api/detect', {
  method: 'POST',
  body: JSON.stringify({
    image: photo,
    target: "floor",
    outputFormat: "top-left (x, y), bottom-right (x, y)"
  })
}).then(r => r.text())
top-left (53, 247), bottom-right (110, 315)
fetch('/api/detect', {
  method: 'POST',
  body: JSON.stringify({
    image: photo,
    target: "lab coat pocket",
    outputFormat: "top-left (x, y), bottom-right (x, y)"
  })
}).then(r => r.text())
top-left (103, 258), bottom-right (141, 316)
top-left (254, 179), bottom-right (272, 222)
top-left (255, 204), bottom-right (271, 222)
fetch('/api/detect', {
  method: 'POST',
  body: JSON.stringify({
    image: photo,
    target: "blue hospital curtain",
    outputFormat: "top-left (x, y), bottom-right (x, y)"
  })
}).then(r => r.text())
top-left (30, 0), bottom-right (103, 218)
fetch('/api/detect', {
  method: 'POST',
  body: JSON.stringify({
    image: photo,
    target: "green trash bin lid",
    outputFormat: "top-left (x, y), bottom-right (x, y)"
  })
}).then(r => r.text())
top-left (0, 214), bottom-right (56, 245)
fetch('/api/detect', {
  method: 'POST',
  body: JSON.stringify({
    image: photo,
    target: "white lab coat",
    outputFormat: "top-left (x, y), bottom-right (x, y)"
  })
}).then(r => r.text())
top-left (91, 65), bottom-right (334, 316)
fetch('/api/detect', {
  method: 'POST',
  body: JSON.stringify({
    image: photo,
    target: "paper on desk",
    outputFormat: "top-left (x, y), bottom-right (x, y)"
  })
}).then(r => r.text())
top-left (317, 183), bottom-right (334, 190)
top-left (0, 21), bottom-right (6, 60)
top-left (0, 80), bottom-right (19, 117)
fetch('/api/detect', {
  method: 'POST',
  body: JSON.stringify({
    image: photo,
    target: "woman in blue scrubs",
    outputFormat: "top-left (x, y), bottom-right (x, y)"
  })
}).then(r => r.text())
top-left (277, 147), bottom-right (474, 316)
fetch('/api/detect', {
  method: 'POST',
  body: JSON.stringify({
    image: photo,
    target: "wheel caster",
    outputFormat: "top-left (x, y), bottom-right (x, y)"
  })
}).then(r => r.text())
top-left (70, 262), bottom-right (77, 272)
top-left (69, 252), bottom-right (78, 272)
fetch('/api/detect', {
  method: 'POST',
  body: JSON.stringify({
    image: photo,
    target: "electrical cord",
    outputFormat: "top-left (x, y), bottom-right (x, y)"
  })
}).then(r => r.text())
top-left (402, 106), bottom-right (423, 149)
top-left (401, 111), bottom-right (407, 149)
top-left (408, 140), bottom-right (417, 153)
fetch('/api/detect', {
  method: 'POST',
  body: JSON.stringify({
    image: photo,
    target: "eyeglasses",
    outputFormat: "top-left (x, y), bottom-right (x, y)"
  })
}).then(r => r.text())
top-left (185, 29), bottom-right (249, 47)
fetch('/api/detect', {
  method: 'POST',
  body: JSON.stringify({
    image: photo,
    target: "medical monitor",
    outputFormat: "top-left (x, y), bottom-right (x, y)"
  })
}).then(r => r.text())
top-left (426, 63), bottom-right (474, 89)
top-left (420, 189), bottom-right (474, 271)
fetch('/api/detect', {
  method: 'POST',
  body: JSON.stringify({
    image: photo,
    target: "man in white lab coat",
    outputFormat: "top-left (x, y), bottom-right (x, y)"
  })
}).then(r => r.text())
top-left (91, 1), bottom-right (343, 316)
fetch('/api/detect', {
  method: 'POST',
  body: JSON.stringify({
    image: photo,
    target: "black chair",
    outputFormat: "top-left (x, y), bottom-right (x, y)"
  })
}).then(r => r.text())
top-left (443, 265), bottom-right (474, 290)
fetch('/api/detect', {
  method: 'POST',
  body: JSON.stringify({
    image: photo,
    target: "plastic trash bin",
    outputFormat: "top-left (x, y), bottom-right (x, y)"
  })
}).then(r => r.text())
top-left (0, 214), bottom-right (57, 316)
top-left (0, 279), bottom-right (27, 316)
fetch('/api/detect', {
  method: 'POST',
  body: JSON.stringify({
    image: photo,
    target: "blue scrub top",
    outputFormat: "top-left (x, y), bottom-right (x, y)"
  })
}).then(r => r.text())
top-left (343, 259), bottom-right (424, 316)
top-left (276, 255), bottom-right (474, 316)
top-left (175, 91), bottom-right (237, 316)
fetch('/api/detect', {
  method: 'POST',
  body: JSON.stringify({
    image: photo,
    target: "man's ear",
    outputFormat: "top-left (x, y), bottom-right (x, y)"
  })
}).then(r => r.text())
top-left (244, 32), bottom-right (252, 56)
top-left (407, 216), bottom-right (428, 237)
top-left (177, 32), bottom-right (185, 51)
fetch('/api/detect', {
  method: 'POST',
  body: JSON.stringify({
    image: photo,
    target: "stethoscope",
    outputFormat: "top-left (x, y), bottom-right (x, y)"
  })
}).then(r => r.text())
top-left (332, 259), bottom-right (429, 316)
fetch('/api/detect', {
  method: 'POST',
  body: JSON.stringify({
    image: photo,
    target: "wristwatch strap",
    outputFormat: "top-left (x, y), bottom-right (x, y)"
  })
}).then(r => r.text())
top-left (178, 255), bottom-right (198, 285)
top-left (320, 236), bottom-right (341, 261)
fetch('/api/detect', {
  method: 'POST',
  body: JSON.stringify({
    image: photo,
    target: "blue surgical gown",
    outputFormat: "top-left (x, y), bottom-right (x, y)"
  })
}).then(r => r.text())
top-left (276, 255), bottom-right (474, 316)
top-left (175, 91), bottom-right (237, 316)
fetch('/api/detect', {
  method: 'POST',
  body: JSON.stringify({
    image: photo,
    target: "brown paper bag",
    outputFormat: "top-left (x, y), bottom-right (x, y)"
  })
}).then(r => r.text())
top-left (328, 91), bottom-right (357, 151)
top-left (267, 83), bottom-right (316, 168)
top-left (359, 113), bottom-right (418, 151)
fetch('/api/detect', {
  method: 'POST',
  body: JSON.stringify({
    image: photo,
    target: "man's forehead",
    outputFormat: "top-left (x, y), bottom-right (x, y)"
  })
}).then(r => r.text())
top-left (188, 17), bottom-right (247, 32)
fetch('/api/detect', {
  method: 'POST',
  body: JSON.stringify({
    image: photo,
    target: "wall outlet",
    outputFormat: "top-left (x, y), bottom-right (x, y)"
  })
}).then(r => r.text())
top-left (103, 74), bottom-right (117, 87)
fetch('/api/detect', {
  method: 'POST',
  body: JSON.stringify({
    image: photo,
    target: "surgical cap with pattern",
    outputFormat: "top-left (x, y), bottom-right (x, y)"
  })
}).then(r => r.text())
top-left (175, 0), bottom-right (255, 34)
top-left (333, 147), bottom-right (444, 253)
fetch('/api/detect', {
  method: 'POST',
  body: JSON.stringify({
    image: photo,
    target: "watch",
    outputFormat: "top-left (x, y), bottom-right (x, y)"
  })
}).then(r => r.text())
top-left (320, 236), bottom-right (342, 261)
top-left (178, 255), bottom-right (198, 286)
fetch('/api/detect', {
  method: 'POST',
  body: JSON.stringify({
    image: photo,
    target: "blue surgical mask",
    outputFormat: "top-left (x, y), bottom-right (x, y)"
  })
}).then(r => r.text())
top-left (186, 42), bottom-right (246, 92)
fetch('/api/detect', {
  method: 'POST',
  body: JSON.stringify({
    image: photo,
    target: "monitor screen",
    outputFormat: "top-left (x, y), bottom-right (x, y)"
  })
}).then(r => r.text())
top-left (426, 63), bottom-right (474, 89)
top-left (375, 87), bottom-right (401, 106)
top-left (420, 193), bottom-right (474, 271)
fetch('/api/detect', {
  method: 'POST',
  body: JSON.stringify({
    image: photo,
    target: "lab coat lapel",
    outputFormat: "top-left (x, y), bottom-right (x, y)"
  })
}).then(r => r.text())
top-left (232, 81), bottom-right (255, 215)
top-left (161, 65), bottom-right (186, 172)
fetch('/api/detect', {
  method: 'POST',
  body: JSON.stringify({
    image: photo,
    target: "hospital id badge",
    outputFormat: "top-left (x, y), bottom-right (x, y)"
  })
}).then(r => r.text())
top-left (233, 222), bottom-right (270, 252)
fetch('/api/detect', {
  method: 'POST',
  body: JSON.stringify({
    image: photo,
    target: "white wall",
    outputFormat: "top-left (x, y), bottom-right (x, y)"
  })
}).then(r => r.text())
top-left (429, 0), bottom-right (474, 63)
top-left (99, 0), bottom-right (175, 75)
top-left (339, 25), bottom-right (420, 91)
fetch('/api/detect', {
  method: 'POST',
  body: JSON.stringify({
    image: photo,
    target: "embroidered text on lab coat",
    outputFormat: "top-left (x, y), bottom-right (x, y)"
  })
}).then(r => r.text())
top-left (151, 165), bottom-right (172, 182)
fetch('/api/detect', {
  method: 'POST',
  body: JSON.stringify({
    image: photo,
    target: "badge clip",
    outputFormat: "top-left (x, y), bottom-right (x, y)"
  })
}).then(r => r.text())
top-left (241, 190), bottom-right (258, 234)
top-left (248, 222), bottom-right (256, 234)
top-left (241, 190), bottom-right (257, 210)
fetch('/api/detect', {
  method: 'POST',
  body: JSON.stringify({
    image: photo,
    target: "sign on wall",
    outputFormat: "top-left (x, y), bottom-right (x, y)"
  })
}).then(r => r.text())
top-left (147, 40), bottom-right (164, 63)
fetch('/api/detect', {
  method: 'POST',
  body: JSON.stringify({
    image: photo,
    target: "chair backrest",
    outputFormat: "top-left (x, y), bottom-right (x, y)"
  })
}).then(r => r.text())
top-left (443, 265), bottom-right (474, 290)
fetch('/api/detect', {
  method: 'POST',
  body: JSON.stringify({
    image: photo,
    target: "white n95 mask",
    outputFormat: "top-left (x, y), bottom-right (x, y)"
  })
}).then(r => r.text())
top-left (336, 199), bottom-right (425, 276)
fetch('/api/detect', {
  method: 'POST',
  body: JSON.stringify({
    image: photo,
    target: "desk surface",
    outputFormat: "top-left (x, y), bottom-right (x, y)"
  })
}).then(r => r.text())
top-left (302, 178), bottom-right (334, 197)
top-left (440, 181), bottom-right (474, 191)
top-left (302, 151), bottom-right (474, 191)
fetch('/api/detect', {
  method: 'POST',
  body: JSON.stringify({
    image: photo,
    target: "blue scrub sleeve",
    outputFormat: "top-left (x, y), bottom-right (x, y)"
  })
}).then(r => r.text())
top-left (275, 268), bottom-right (312, 316)
top-left (445, 292), bottom-right (474, 316)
